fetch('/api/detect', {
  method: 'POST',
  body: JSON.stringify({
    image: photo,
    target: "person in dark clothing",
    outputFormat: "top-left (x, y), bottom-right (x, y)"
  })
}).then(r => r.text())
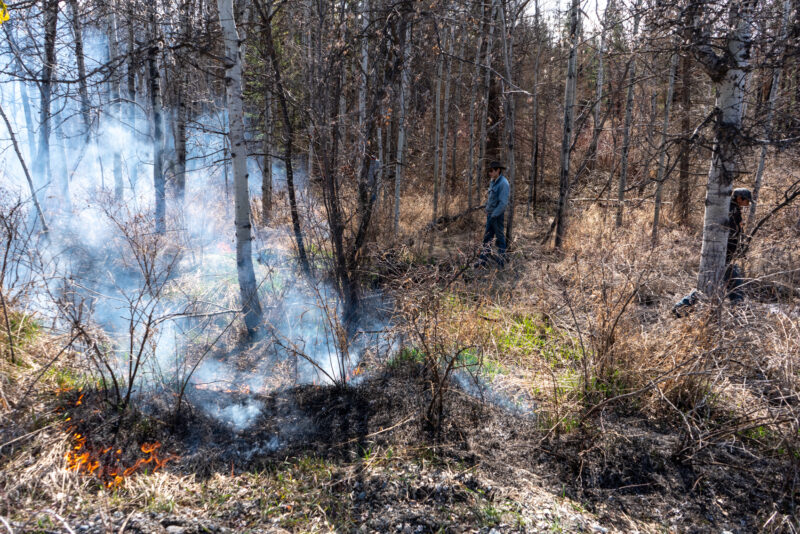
top-left (673, 187), bottom-right (752, 316)
top-left (724, 187), bottom-right (751, 302)
top-left (477, 161), bottom-right (509, 268)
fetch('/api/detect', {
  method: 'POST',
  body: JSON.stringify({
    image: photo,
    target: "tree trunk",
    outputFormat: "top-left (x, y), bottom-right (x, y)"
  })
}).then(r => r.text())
top-left (68, 0), bottom-right (92, 137)
top-left (147, 34), bottom-right (166, 235)
top-left (526, 0), bottom-right (541, 215)
top-left (651, 53), bottom-right (678, 246)
top-left (106, 1), bottom-right (124, 200)
top-left (615, 1), bottom-right (642, 228)
top-left (429, 42), bottom-right (444, 255)
top-left (695, 1), bottom-right (754, 294)
top-left (477, 0), bottom-right (498, 202)
top-left (126, 5), bottom-right (138, 187)
top-left (261, 54), bottom-right (273, 224)
top-left (749, 0), bottom-right (790, 224)
top-left (676, 54), bottom-right (692, 224)
top-left (217, 0), bottom-right (264, 333)
top-left (500, 0), bottom-right (516, 243)
top-left (36, 0), bottom-right (58, 190)
top-left (439, 25), bottom-right (455, 219)
top-left (259, 0), bottom-right (311, 275)
top-left (552, 0), bottom-right (580, 249)
top-left (393, 20), bottom-right (411, 237)
top-left (466, 6), bottom-right (485, 210)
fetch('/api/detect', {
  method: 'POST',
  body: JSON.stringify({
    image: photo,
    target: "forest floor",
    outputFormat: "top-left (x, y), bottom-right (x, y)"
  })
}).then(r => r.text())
top-left (2, 199), bottom-right (799, 533)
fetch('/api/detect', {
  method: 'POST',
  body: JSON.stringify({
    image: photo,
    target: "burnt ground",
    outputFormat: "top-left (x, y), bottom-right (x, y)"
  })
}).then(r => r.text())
top-left (35, 362), bottom-right (797, 533)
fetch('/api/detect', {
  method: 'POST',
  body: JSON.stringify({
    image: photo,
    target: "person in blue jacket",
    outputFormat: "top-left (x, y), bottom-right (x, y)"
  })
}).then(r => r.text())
top-left (477, 161), bottom-right (509, 268)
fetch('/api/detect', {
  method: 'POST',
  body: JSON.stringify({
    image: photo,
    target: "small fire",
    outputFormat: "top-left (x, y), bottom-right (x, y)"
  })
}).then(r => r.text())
top-left (64, 434), bottom-right (177, 488)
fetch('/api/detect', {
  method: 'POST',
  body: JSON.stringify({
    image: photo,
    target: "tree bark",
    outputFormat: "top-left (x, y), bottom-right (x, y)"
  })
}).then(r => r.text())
top-left (217, 0), bottom-right (264, 333)
top-left (106, 0), bottom-right (124, 200)
top-left (36, 0), bottom-right (58, 190)
top-left (694, 0), bottom-right (754, 294)
top-left (526, 0), bottom-right (541, 215)
top-left (500, 0), bottom-right (516, 243)
top-left (393, 20), bottom-right (411, 237)
top-left (429, 40), bottom-right (444, 255)
top-left (126, 3), bottom-right (138, 187)
top-left (615, 0), bottom-right (642, 228)
top-left (552, 0), bottom-right (580, 249)
top-left (439, 25), bottom-right (455, 219)
top-left (466, 5), bottom-right (485, 210)
top-left (147, 34), bottom-right (166, 235)
top-left (477, 0), bottom-right (498, 201)
top-left (651, 53), bottom-right (678, 246)
top-left (676, 54), bottom-right (693, 225)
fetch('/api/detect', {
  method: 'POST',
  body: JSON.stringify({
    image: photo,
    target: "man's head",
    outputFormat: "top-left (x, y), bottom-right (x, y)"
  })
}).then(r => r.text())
top-left (488, 161), bottom-right (505, 180)
top-left (732, 188), bottom-right (752, 207)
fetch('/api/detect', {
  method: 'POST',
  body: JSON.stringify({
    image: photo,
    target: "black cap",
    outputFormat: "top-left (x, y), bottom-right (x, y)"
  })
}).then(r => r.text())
top-left (732, 188), bottom-right (752, 202)
top-left (488, 161), bottom-right (505, 170)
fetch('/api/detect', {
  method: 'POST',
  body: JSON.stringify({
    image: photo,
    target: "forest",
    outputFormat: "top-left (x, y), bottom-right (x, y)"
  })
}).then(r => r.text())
top-left (1, 0), bottom-right (799, 531)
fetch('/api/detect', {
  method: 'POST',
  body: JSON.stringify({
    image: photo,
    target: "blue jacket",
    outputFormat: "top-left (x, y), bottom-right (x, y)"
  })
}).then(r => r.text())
top-left (486, 175), bottom-right (509, 219)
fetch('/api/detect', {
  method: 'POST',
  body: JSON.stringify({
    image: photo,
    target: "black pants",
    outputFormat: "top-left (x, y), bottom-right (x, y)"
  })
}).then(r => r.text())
top-left (479, 214), bottom-right (507, 266)
top-left (724, 264), bottom-right (744, 302)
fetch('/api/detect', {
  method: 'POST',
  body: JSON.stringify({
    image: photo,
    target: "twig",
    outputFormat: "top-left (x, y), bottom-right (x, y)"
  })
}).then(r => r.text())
top-left (0, 515), bottom-right (14, 534)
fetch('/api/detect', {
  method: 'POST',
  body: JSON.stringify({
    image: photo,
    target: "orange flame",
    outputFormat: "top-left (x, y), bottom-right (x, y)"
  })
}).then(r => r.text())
top-left (65, 434), bottom-right (177, 489)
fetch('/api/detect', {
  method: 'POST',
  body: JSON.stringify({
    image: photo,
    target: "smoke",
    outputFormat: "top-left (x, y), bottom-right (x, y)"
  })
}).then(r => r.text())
top-left (0, 26), bottom-right (392, 433)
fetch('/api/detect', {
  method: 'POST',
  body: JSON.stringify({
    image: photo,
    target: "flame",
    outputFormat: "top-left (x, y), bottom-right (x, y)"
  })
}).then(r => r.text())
top-left (65, 434), bottom-right (177, 488)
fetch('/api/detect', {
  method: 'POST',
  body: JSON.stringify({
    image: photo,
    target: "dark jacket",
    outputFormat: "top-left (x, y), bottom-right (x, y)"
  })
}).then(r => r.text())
top-left (486, 175), bottom-right (509, 219)
top-left (725, 200), bottom-right (744, 264)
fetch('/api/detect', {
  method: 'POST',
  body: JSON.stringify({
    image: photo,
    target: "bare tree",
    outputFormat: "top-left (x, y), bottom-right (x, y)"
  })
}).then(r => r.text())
top-left (217, 0), bottom-right (264, 332)
top-left (552, 0), bottom-right (580, 249)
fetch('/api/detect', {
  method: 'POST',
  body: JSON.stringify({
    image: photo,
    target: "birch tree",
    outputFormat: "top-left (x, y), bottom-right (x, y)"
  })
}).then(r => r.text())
top-left (684, 0), bottom-right (756, 294)
top-left (217, 0), bottom-right (263, 332)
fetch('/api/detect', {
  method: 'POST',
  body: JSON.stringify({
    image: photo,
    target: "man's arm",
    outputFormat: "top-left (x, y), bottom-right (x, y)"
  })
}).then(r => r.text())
top-left (491, 179), bottom-right (509, 218)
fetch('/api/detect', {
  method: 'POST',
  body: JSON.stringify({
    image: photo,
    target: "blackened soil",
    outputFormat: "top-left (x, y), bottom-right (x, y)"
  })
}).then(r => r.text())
top-left (65, 365), bottom-right (796, 533)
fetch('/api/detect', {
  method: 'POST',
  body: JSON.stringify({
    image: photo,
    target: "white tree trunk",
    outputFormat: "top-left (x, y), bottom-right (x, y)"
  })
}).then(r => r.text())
top-left (217, 0), bottom-right (263, 332)
top-left (696, 1), bottom-right (753, 293)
